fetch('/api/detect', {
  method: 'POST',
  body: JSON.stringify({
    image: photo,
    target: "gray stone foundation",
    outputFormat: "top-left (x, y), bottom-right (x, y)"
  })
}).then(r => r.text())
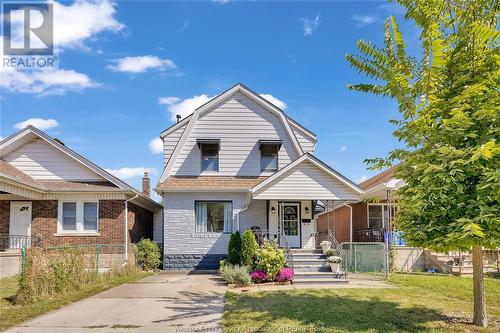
top-left (163, 254), bottom-right (226, 270)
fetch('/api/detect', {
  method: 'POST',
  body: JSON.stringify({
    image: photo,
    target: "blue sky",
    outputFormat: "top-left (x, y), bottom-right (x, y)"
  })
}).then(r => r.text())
top-left (1, 0), bottom-right (419, 201)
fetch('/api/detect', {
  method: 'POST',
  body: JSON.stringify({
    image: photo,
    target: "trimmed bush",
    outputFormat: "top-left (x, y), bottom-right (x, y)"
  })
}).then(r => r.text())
top-left (136, 239), bottom-right (161, 270)
top-left (227, 231), bottom-right (241, 265)
top-left (255, 239), bottom-right (286, 280)
top-left (241, 229), bottom-right (258, 268)
top-left (220, 264), bottom-right (251, 286)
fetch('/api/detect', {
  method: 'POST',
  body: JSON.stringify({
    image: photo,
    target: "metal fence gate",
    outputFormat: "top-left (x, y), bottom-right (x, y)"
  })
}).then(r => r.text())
top-left (341, 242), bottom-right (388, 280)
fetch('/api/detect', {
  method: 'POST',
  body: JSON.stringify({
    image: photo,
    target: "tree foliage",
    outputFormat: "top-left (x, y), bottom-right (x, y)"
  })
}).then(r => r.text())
top-left (346, 0), bottom-right (499, 252)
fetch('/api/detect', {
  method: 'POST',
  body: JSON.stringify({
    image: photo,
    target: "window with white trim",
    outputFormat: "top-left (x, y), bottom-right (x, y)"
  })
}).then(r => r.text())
top-left (195, 201), bottom-right (232, 233)
top-left (368, 204), bottom-right (395, 229)
top-left (59, 201), bottom-right (99, 233)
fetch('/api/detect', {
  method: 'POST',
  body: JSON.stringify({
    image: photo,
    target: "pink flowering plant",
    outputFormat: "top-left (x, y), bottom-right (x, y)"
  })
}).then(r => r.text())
top-left (250, 270), bottom-right (268, 283)
top-left (276, 268), bottom-right (294, 282)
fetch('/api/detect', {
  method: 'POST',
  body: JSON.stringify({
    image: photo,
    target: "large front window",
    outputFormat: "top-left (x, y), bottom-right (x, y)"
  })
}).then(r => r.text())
top-left (59, 201), bottom-right (99, 233)
top-left (195, 201), bottom-right (232, 233)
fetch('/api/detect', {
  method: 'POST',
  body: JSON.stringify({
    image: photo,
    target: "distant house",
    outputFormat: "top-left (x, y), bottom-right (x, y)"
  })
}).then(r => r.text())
top-left (0, 126), bottom-right (162, 252)
top-left (155, 84), bottom-right (363, 270)
top-left (317, 167), bottom-right (404, 244)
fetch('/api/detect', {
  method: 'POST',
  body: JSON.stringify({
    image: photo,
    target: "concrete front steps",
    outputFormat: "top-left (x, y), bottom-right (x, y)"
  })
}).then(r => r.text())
top-left (289, 249), bottom-right (348, 285)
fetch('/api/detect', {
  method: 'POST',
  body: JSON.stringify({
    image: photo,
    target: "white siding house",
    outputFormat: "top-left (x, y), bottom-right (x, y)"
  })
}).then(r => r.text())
top-left (156, 84), bottom-right (362, 270)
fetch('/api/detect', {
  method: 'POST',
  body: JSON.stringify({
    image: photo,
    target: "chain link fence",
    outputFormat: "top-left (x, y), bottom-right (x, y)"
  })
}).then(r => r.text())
top-left (340, 242), bottom-right (388, 280)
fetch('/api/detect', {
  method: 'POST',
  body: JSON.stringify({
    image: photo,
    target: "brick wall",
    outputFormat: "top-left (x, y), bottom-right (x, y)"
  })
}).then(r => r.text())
top-left (0, 201), bottom-right (10, 234)
top-left (127, 202), bottom-right (153, 243)
top-left (317, 206), bottom-right (351, 243)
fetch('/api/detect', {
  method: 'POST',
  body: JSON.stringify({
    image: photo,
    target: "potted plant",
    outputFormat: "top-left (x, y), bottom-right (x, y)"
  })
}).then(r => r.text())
top-left (320, 241), bottom-right (332, 254)
top-left (327, 256), bottom-right (342, 273)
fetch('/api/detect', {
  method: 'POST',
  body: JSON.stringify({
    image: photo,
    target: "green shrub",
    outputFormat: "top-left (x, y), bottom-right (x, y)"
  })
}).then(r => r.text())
top-left (227, 231), bottom-right (241, 265)
top-left (325, 248), bottom-right (336, 257)
top-left (255, 239), bottom-right (286, 280)
top-left (241, 229), bottom-right (258, 268)
top-left (220, 264), bottom-right (251, 286)
top-left (136, 239), bottom-right (161, 270)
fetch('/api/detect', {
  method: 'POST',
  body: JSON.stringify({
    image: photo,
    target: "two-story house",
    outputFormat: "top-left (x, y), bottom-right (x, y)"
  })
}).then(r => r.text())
top-left (156, 84), bottom-right (363, 270)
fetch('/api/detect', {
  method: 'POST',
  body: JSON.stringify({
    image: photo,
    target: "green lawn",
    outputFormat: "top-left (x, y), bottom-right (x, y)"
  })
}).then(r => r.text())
top-left (0, 272), bottom-right (151, 331)
top-left (224, 274), bottom-right (500, 332)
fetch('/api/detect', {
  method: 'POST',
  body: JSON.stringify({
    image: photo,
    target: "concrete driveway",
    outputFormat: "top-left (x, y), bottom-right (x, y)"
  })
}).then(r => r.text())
top-left (4, 273), bottom-right (226, 333)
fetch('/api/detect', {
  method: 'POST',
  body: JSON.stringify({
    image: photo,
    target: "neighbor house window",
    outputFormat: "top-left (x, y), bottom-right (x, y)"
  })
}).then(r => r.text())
top-left (195, 201), bottom-right (232, 233)
top-left (260, 140), bottom-right (281, 171)
top-left (59, 201), bottom-right (99, 233)
top-left (368, 204), bottom-right (396, 229)
top-left (197, 139), bottom-right (220, 172)
top-left (62, 202), bottom-right (77, 231)
top-left (83, 202), bottom-right (98, 231)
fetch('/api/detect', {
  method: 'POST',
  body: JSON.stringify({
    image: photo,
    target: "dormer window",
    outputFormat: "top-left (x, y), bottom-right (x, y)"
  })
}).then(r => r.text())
top-left (197, 139), bottom-right (220, 172)
top-left (260, 140), bottom-right (282, 171)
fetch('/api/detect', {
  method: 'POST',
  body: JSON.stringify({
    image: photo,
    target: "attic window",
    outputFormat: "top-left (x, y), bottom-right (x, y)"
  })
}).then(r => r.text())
top-left (197, 139), bottom-right (220, 172)
top-left (260, 140), bottom-right (281, 171)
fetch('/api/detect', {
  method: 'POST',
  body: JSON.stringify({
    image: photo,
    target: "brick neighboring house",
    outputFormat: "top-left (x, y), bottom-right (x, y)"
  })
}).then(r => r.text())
top-left (317, 167), bottom-right (404, 243)
top-left (0, 126), bottom-right (162, 251)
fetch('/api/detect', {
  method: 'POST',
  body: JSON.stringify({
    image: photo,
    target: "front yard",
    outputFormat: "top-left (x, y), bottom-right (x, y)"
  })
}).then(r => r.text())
top-left (0, 272), bottom-right (151, 331)
top-left (224, 274), bottom-right (500, 332)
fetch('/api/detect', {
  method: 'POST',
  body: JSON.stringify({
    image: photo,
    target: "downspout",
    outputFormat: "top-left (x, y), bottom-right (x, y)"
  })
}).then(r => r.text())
top-left (346, 203), bottom-right (353, 243)
top-left (125, 193), bottom-right (139, 261)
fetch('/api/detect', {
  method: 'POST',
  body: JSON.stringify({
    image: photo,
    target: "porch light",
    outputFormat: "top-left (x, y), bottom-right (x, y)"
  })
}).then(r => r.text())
top-left (271, 206), bottom-right (276, 214)
top-left (304, 207), bottom-right (310, 214)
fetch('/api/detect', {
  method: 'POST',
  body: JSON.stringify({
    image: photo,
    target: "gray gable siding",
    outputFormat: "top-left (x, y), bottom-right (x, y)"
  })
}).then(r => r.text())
top-left (163, 124), bottom-right (187, 166)
top-left (170, 93), bottom-right (299, 176)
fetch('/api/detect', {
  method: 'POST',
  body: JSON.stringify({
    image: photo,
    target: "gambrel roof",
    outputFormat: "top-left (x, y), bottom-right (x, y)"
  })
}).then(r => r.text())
top-left (158, 83), bottom-right (317, 183)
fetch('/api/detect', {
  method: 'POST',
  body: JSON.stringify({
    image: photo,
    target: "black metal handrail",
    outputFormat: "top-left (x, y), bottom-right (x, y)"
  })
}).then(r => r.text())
top-left (354, 228), bottom-right (385, 242)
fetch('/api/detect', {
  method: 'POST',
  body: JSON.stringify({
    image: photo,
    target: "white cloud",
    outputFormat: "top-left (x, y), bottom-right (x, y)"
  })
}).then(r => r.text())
top-left (149, 137), bottom-right (163, 154)
top-left (212, 0), bottom-right (231, 4)
top-left (14, 118), bottom-right (59, 131)
top-left (107, 55), bottom-right (176, 73)
top-left (159, 92), bottom-right (287, 122)
top-left (53, 0), bottom-right (124, 49)
top-left (0, 67), bottom-right (97, 95)
top-left (159, 94), bottom-right (214, 121)
top-left (352, 15), bottom-right (378, 27)
top-left (339, 145), bottom-right (347, 152)
top-left (301, 13), bottom-right (321, 36)
top-left (259, 94), bottom-right (287, 110)
top-left (105, 167), bottom-right (157, 179)
top-left (356, 175), bottom-right (369, 183)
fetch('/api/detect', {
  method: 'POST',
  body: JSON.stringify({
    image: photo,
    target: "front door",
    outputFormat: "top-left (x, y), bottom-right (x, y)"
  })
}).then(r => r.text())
top-left (9, 202), bottom-right (32, 249)
top-left (280, 203), bottom-right (300, 248)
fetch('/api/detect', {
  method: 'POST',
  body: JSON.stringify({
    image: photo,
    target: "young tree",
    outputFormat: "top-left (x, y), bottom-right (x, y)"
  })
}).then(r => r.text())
top-left (346, 0), bottom-right (499, 327)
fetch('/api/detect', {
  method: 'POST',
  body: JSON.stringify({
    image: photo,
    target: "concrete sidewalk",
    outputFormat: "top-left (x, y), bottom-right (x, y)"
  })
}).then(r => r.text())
top-left (4, 273), bottom-right (226, 333)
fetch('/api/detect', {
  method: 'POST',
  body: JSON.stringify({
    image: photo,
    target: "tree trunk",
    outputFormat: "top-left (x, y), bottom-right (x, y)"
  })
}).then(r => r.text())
top-left (472, 246), bottom-right (488, 327)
